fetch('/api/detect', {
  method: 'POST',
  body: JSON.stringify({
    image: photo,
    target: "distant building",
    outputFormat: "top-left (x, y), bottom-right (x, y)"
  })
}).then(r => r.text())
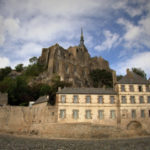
top-left (0, 92), bottom-right (8, 106)
top-left (32, 96), bottom-right (49, 108)
top-left (55, 69), bottom-right (150, 130)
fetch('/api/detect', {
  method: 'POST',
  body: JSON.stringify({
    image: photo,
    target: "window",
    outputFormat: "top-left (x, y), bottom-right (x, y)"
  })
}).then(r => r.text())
top-left (121, 85), bottom-right (125, 92)
top-left (61, 95), bottom-right (66, 103)
top-left (98, 110), bottom-right (104, 119)
top-left (98, 96), bottom-right (103, 104)
top-left (110, 96), bottom-right (115, 104)
top-left (86, 96), bottom-right (91, 103)
top-left (110, 110), bottom-right (116, 119)
top-left (138, 86), bottom-right (142, 92)
top-left (129, 85), bottom-right (134, 92)
top-left (131, 110), bottom-right (136, 119)
top-left (139, 96), bottom-right (144, 103)
top-left (146, 85), bottom-right (150, 92)
top-left (130, 96), bottom-right (135, 104)
top-left (85, 110), bottom-right (92, 119)
top-left (72, 109), bottom-right (79, 119)
top-left (121, 96), bottom-right (126, 104)
top-left (147, 96), bottom-right (150, 103)
top-left (73, 95), bottom-right (78, 103)
top-left (141, 110), bottom-right (145, 118)
top-left (59, 109), bottom-right (66, 118)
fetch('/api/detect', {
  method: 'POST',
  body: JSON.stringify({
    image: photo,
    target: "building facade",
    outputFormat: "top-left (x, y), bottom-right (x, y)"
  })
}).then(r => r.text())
top-left (56, 69), bottom-right (150, 130)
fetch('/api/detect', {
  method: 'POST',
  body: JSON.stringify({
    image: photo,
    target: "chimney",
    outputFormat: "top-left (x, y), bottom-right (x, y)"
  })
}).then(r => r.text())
top-left (126, 68), bottom-right (133, 78)
top-left (58, 87), bottom-right (62, 92)
top-left (112, 70), bottom-right (117, 87)
top-left (126, 68), bottom-right (130, 75)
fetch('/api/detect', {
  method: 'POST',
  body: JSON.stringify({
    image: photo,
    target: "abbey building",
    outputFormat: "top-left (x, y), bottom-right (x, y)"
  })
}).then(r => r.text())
top-left (38, 29), bottom-right (111, 87)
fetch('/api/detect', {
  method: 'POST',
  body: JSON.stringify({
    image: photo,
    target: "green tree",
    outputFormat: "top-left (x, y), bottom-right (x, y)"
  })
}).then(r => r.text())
top-left (132, 68), bottom-right (147, 79)
top-left (29, 56), bottom-right (38, 64)
top-left (89, 69), bottom-right (113, 88)
top-left (15, 64), bottom-right (24, 72)
top-left (117, 75), bottom-right (123, 81)
top-left (0, 66), bottom-right (12, 81)
top-left (40, 84), bottom-right (51, 96)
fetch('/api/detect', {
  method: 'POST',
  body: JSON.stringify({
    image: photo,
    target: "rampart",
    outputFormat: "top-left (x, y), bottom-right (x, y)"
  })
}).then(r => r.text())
top-left (0, 106), bottom-right (149, 138)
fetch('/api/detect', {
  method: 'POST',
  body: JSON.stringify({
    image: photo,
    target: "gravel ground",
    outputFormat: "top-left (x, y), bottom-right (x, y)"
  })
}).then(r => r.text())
top-left (0, 134), bottom-right (150, 150)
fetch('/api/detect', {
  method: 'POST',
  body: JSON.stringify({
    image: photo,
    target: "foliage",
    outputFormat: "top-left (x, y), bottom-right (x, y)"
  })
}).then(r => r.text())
top-left (29, 56), bottom-right (38, 64)
top-left (0, 66), bottom-right (12, 81)
top-left (24, 57), bottom-right (45, 77)
top-left (89, 69), bottom-right (113, 88)
top-left (117, 75), bottom-right (123, 81)
top-left (132, 68), bottom-right (147, 79)
top-left (15, 64), bottom-right (24, 72)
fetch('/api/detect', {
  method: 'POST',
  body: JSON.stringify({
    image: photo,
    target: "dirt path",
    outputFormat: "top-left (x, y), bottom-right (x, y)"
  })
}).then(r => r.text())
top-left (0, 134), bottom-right (150, 150)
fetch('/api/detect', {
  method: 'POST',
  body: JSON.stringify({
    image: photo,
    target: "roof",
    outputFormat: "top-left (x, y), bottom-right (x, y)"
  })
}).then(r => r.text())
top-left (33, 96), bottom-right (49, 105)
top-left (118, 71), bottom-right (149, 84)
top-left (57, 88), bottom-right (117, 95)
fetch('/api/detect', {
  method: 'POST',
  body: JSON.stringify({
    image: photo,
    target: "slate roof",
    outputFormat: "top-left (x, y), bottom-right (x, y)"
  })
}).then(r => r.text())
top-left (57, 88), bottom-right (116, 95)
top-left (33, 96), bottom-right (49, 105)
top-left (118, 71), bottom-right (149, 84)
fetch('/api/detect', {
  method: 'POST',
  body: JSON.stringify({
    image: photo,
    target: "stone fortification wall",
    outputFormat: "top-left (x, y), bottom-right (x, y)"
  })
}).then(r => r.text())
top-left (0, 106), bottom-right (57, 133)
top-left (0, 92), bottom-right (8, 106)
top-left (0, 106), bottom-right (149, 138)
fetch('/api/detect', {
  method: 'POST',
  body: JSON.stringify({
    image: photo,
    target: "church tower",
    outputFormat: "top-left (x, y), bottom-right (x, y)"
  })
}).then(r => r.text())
top-left (79, 28), bottom-right (84, 46)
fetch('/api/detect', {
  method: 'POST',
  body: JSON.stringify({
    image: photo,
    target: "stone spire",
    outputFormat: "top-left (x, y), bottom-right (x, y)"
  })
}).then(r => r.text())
top-left (80, 28), bottom-right (84, 46)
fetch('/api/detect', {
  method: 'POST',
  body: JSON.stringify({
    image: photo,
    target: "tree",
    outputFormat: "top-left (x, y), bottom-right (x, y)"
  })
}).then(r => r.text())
top-left (0, 66), bottom-right (12, 81)
top-left (15, 64), bottom-right (24, 72)
top-left (132, 68), bottom-right (147, 79)
top-left (40, 84), bottom-right (51, 96)
top-left (117, 75), bottom-right (123, 81)
top-left (89, 69), bottom-right (113, 88)
top-left (29, 56), bottom-right (38, 64)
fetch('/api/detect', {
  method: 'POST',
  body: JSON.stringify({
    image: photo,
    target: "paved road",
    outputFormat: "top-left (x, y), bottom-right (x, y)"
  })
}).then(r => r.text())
top-left (0, 134), bottom-right (150, 150)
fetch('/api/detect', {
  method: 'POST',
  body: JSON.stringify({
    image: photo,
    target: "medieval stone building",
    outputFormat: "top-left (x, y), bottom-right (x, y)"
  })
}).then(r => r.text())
top-left (39, 29), bottom-right (111, 87)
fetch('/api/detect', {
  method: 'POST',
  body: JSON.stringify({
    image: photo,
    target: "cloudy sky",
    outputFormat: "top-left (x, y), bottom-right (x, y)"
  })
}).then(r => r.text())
top-left (0, 0), bottom-right (150, 78)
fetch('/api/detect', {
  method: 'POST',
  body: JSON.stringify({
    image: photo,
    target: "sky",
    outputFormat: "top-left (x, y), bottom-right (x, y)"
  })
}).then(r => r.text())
top-left (0, 0), bottom-right (150, 78)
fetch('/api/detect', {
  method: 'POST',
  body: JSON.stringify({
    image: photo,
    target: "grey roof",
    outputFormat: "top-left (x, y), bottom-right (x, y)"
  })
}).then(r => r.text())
top-left (33, 96), bottom-right (49, 105)
top-left (118, 72), bottom-right (148, 84)
top-left (57, 88), bottom-right (117, 95)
